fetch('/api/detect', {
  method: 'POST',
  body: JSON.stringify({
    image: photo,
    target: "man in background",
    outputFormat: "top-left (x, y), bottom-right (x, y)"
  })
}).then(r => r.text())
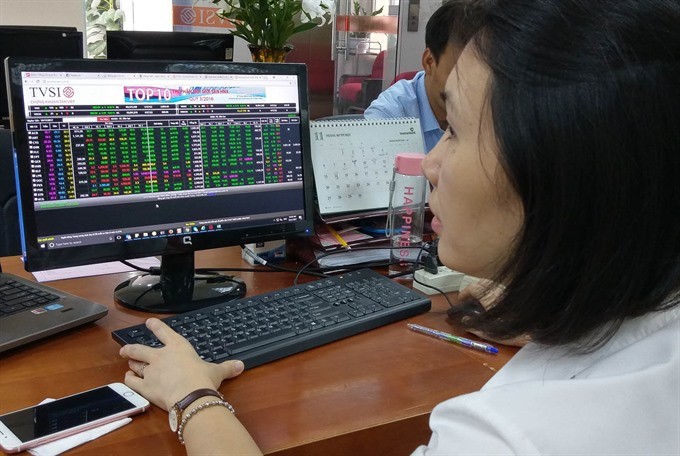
top-left (364, 0), bottom-right (485, 152)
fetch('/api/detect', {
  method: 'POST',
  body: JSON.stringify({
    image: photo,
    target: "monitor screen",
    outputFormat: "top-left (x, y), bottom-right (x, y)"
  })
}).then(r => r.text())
top-left (0, 26), bottom-right (83, 129)
top-left (6, 58), bottom-right (314, 313)
top-left (106, 30), bottom-right (234, 61)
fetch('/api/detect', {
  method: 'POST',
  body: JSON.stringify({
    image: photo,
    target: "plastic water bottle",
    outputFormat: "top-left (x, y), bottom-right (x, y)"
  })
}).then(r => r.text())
top-left (386, 152), bottom-right (427, 277)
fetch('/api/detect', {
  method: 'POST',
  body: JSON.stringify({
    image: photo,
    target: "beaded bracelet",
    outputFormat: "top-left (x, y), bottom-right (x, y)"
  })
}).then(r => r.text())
top-left (177, 399), bottom-right (235, 445)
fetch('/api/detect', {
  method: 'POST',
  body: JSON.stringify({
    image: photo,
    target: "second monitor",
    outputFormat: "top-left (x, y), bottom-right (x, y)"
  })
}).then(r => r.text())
top-left (106, 30), bottom-right (234, 61)
top-left (0, 26), bottom-right (83, 129)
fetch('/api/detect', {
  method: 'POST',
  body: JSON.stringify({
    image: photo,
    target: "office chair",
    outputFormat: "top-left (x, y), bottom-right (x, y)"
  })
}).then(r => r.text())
top-left (0, 129), bottom-right (21, 257)
top-left (337, 50), bottom-right (385, 114)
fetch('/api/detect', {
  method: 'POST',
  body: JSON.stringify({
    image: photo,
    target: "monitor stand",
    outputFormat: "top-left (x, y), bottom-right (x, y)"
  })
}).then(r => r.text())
top-left (114, 251), bottom-right (246, 313)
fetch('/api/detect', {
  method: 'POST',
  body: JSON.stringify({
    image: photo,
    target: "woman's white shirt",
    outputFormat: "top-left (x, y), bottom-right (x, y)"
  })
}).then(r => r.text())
top-left (412, 306), bottom-right (680, 455)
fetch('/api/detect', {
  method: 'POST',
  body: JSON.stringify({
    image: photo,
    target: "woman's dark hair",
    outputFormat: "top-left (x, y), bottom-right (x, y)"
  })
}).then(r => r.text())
top-left (453, 0), bottom-right (680, 350)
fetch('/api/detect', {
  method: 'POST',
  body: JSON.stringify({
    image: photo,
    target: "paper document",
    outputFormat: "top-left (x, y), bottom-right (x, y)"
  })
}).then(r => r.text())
top-left (32, 257), bottom-right (160, 282)
top-left (315, 247), bottom-right (391, 268)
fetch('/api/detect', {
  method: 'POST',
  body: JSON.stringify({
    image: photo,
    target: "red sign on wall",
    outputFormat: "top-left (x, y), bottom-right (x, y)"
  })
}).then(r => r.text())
top-left (172, 1), bottom-right (234, 32)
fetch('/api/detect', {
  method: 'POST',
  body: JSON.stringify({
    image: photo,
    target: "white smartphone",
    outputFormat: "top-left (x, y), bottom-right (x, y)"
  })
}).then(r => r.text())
top-left (0, 382), bottom-right (149, 453)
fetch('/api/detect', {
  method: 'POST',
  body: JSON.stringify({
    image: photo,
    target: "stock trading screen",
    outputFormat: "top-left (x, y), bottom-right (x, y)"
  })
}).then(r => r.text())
top-left (25, 102), bottom-right (303, 204)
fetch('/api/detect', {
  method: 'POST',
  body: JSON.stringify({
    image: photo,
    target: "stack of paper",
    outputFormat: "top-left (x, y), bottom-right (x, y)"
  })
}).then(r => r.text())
top-left (314, 246), bottom-right (391, 268)
top-left (314, 223), bottom-right (375, 251)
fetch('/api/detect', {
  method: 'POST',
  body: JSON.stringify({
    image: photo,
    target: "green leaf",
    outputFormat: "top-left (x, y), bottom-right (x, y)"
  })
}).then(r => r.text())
top-left (205, 0), bottom-right (332, 48)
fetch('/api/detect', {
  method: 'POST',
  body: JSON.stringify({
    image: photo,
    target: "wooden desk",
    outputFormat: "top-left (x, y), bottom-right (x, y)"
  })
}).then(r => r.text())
top-left (0, 248), bottom-right (518, 455)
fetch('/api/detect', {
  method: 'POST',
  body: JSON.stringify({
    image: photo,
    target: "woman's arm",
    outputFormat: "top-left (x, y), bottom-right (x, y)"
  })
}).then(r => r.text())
top-left (178, 396), bottom-right (261, 456)
top-left (120, 318), bottom-right (262, 455)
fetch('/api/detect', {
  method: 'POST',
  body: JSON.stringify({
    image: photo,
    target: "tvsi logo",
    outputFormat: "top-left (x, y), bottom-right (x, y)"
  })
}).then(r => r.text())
top-left (29, 86), bottom-right (75, 98)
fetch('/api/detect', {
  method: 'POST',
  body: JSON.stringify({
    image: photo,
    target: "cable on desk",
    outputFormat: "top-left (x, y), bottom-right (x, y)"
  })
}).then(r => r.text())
top-left (196, 266), bottom-right (323, 275)
top-left (120, 259), bottom-right (154, 273)
top-left (121, 259), bottom-right (250, 282)
top-left (119, 244), bottom-right (440, 290)
top-left (191, 251), bottom-right (328, 279)
top-left (238, 244), bottom-right (326, 278)
top-left (412, 273), bottom-right (455, 310)
top-left (407, 241), bottom-right (455, 309)
top-left (294, 244), bottom-right (431, 286)
top-left (119, 245), bottom-right (454, 310)
top-left (120, 253), bottom-right (327, 280)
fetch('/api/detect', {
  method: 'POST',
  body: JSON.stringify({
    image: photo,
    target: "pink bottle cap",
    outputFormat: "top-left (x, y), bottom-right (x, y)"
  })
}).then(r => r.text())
top-left (395, 152), bottom-right (425, 176)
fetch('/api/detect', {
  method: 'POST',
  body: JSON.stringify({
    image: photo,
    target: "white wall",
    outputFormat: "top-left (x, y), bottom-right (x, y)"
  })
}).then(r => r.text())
top-left (396, 1), bottom-right (444, 74)
top-left (0, 0), bottom-right (173, 34)
top-left (120, 0), bottom-right (173, 31)
top-left (0, 0), bottom-right (86, 30)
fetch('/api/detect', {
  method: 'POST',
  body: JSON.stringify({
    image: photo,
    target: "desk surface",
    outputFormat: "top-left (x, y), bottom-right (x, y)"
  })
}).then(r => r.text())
top-left (0, 248), bottom-right (518, 455)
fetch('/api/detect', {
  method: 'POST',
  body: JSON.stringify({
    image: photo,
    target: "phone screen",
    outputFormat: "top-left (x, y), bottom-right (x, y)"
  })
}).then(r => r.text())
top-left (1, 386), bottom-right (137, 441)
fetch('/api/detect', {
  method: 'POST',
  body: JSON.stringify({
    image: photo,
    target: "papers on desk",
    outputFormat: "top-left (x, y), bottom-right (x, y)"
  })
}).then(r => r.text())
top-left (307, 221), bottom-right (391, 268)
top-left (28, 398), bottom-right (132, 456)
top-left (314, 223), bottom-right (374, 249)
top-left (31, 257), bottom-right (160, 282)
top-left (314, 246), bottom-right (391, 268)
top-left (29, 418), bottom-right (131, 456)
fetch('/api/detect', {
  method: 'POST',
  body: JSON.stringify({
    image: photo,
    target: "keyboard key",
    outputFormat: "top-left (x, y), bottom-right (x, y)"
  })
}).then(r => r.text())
top-left (1, 278), bottom-right (63, 316)
top-left (229, 329), bottom-right (296, 354)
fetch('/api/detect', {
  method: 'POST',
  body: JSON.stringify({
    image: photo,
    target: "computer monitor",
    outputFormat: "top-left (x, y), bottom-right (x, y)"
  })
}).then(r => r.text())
top-left (0, 26), bottom-right (83, 129)
top-left (5, 57), bottom-right (314, 313)
top-left (106, 31), bottom-right (234, 61)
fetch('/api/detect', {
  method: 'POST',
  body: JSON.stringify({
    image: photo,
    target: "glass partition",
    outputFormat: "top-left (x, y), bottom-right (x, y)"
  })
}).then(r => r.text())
top-left (332, 0), bottom-right (401, 115)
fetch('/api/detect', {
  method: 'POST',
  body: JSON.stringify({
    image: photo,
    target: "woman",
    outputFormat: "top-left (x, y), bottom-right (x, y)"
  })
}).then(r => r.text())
top-left (120, 0), bottom-right (680, 454)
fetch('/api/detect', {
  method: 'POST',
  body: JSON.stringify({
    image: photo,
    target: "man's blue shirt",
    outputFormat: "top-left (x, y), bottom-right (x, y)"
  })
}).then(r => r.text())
top-left (363, 71), bottom-right (443, 153)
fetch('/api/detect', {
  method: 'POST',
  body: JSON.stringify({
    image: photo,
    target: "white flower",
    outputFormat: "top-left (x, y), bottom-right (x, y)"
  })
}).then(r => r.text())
top-left (301, 0), bottom-right (335, 25)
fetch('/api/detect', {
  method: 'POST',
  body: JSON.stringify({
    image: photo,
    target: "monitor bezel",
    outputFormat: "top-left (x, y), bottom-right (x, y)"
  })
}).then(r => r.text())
top-left (6, 58), bottom-right (314, 272)
top-left (106, 30), bottom-right (235, 62)
top-left (0, 26), bottom-right (83, 128)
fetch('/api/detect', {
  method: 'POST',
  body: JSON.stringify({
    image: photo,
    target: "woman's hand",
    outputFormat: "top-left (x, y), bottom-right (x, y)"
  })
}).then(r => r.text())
top-left (458, 280), bottom-right (531, 347)
top-left (119, 318), bottom-right (245, 411)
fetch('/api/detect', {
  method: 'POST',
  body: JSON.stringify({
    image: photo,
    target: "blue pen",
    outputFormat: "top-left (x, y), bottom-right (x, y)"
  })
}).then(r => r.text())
top-left (407, 323), bottom-right (499, 355)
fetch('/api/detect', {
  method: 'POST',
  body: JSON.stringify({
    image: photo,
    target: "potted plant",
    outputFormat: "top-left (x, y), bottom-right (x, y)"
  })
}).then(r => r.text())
top-left (211, 0), bottom-right (335, 62)
top-left (85, 0), bottom-right (125, 58)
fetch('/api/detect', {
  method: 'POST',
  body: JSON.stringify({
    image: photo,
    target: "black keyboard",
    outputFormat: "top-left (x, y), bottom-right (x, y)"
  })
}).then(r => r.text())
top-left (0, 278), bottom-right (60, 317)
top-left (112, 268), bottom-right (431, 368)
